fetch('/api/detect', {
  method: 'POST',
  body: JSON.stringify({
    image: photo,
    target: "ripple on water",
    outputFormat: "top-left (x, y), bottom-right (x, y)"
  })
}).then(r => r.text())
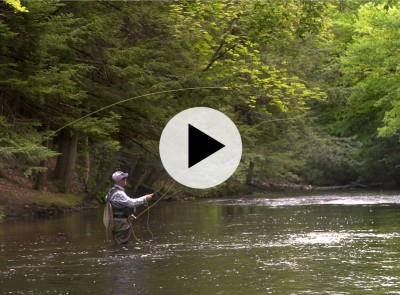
top-left (216, 194), bottom-right (400, 207)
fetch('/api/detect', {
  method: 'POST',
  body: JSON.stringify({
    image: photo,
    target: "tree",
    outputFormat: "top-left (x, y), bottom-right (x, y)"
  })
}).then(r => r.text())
top-left (0, 1), bottom-right (122, 192)
top-left (4, 0), bottom-right (391, 197)
top-left (332, 3), bottom-right (400, 183)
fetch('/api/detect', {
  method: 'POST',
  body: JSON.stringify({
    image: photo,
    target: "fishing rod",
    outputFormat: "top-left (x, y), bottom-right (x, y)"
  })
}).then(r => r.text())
top-left (137, 178), bottom-right (177, 219)
top-left (128, 111), bottom-right (309, 242)
top-left (129, 177), bottom-right (176, 243)
top-left (125, 121), bottom-right (310, 240)
top-left (53, 86), bottom-right (230, 242)
top-left (51, 85), bottom-right (308, 242)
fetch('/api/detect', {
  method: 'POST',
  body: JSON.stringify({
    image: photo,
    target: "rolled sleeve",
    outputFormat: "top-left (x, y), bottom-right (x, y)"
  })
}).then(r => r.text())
top-left (111, 191), bottom-right (147, 208)
top-left (126, 195), bottom-right (147, 208)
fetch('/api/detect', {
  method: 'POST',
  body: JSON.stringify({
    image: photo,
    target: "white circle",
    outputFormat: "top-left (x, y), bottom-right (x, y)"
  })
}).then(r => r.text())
top-left (159, 107), bottom-right (242, 189)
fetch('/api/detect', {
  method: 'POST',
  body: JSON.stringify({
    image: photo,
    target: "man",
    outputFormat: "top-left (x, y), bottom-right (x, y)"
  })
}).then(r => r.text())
top-left (105, 171), bottom-right (153, 245)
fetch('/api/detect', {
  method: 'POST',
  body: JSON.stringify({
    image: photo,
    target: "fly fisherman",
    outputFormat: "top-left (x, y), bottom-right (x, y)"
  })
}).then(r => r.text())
top-left (105, 171), bottom-right (153, 245)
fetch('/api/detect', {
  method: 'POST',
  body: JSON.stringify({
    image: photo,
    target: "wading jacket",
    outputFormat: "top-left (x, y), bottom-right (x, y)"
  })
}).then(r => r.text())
top-left (105, 185), bottom-right (148, 218)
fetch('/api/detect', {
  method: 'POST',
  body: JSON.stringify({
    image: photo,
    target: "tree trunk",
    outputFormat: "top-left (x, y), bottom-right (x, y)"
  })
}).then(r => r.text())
top-left (82, 135), bottom-right (90, 192)
top-left (34, 160), bottom-right (47, 191)
top-left (132, 169), bottom-right (148, 196)
top-left (144, 166), bottom-right (164, 188)
top-left (53, 128), bottom-right (71, 180)
top-left (35, 124), bottom-right (50, 191)
top-left (62, 131), bottom-right (78, 193)
top-left (130, 156), bottom-right (148, 195)
top-left (85, 152), bottom-right (120, 200)
top-left (246, 161), bottom-right (255, 185)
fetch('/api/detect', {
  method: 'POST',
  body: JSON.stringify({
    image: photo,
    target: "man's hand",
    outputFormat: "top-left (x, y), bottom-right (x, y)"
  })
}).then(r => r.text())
top-left (144, 193), bottom-right (154, 201)
top-left (128, 214), bottom-right (137, 221)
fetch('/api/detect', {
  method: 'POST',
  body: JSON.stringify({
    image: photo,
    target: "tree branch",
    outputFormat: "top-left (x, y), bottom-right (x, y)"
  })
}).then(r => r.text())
top-left (202, 17), bottom-right (239, 72)
top-left (119, 133), bottom-right (159, 159)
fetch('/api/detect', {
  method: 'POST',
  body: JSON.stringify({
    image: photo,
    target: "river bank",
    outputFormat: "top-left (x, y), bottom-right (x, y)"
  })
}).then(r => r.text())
top-left (0, 169), bottom-right (389, 221)
top-left (0, 173), bottom-right (98, 220)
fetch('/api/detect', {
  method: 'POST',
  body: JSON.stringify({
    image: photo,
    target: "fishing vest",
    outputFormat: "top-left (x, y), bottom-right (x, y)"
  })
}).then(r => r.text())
top-left (106, 188), bottom-right (133, 219)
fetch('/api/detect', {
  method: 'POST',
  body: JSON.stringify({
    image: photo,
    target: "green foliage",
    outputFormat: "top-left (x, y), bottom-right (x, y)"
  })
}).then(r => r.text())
top-left (299, 129), bottom-right (361, 185)
top-left (0, 116), bottom-right (59, 176)
top-left (4, 0), bottom-right (399, 192)
top-left (339, 3), bottom-right (400, 138)
top-left (312, 1), bottom-right (400, 185)
top-left (166, 1), bottom-right (330, 186)
top-left (359, 137), bottom-right (400, 185)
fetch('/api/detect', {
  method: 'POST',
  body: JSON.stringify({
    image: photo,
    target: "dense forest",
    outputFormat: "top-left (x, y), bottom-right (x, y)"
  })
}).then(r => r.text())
top-left (1, 0), bottom-right (400, 201)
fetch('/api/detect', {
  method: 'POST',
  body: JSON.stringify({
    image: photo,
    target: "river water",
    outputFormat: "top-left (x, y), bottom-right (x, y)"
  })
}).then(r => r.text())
top-left (2, 190), bottom-right (400, 294)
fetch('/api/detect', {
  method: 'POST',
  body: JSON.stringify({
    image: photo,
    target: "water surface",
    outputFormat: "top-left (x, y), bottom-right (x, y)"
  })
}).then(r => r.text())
top-left (1, 190), bottom-right (400, 294)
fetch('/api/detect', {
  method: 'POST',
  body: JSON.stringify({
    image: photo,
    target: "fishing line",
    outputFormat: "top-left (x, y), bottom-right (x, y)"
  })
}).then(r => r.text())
top-left (53, 86), bottom-right (232, 134)
top-left (130, 177), bottom-right (177, 243)
top-left (55, 85), bottom-right (228, 243)
top-left (146, 209), bottom-right (153, 240)
top-left (129, 112), bottom-right (307, 243)
top-left (64, 85), bottom-right (307, 242)
top-left (129, 113), bottom-right (306, 242)
top-left (241, 113), bottom-right (307, 135)
top-left (54, 83), bottom-right (309, 136)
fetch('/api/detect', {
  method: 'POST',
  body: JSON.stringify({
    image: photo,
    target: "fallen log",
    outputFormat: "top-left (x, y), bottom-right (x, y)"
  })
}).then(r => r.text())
top-left (314, 182), bottom-right (383, 191)
top-left (314, 184), bottom-right (357, 191)
top-left (249, 182), bottom-right (312, 191)
top-left (250, 181), bottom-right (383, 192)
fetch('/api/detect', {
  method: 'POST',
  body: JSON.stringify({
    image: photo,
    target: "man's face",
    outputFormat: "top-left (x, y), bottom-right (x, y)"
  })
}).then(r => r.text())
top-left (116, 178), bottom-right (127, 186)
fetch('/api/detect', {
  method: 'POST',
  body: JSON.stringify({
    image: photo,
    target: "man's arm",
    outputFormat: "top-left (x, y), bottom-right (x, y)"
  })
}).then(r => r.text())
top-left (112, 191), bottom-right (153, 208)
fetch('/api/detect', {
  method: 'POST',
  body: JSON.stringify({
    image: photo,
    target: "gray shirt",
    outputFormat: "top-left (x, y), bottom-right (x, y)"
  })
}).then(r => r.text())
top-left (105, 185), bottom-right (148, 209)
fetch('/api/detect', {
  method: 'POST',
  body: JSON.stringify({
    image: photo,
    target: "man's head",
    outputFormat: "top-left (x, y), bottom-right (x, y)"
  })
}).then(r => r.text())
top-left (112, 171), bottom-right (128, 186)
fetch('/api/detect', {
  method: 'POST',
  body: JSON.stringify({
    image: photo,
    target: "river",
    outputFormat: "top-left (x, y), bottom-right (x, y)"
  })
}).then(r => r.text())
top-left (2, 190), bottom-right (400, 294)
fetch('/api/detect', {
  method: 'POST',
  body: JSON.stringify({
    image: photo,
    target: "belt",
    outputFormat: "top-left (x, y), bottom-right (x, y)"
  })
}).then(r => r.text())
top-left (113, 212), bottom-right (129, 218)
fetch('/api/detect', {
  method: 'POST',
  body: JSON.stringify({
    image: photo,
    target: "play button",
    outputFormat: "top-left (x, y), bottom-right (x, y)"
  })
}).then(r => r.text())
top-left (188, 124), bottom-right (225, 168)
top-left (159, 107), bottom-right (242, 189)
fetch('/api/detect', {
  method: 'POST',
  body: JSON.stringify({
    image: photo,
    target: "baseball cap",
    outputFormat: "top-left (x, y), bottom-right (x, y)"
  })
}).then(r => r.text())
top-left (112, 171), bottom-right (128, 181)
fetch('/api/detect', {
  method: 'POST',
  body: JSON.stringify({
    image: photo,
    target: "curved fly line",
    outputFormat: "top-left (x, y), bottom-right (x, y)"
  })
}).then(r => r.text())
top-left (52, 85), bottom-right (307, 243)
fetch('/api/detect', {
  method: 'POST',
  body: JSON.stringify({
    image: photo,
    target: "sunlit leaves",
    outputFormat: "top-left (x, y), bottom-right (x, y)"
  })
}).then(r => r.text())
top-left (340, 3), bottom-right (400, 137)
top-left (168, 1), bottom-right (330, 185)
top-left (4, 0), bottom-right (28, 12)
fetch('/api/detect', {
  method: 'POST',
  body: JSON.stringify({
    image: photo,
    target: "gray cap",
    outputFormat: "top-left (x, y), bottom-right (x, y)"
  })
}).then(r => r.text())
top-left (112, 171), bottom-right (128, 181)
